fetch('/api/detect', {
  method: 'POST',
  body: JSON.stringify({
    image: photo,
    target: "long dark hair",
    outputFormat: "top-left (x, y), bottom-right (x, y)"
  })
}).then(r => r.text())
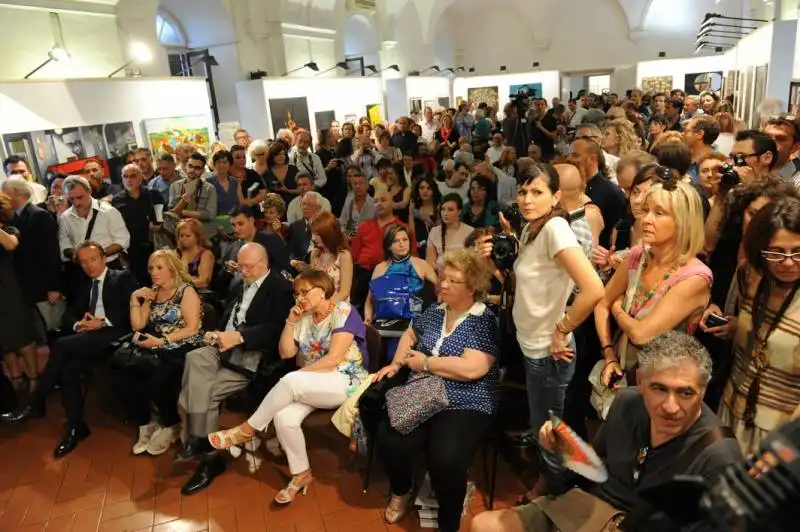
top-left (389, 162), bottom-right (408, 189)
top-left (519, 163), bottom-right (568, 244)
top-left (439, 193), bottom-right (464, 258)
top-left (382, 224), bottom-right (411, 260)
top-left (411, 175), bottom-right (442, 220)
top-left (744, 196), bottom-right (800, 277)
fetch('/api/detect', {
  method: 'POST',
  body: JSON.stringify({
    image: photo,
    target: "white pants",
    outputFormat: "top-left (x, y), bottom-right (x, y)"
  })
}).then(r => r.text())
top-left (247, 370), bottom-right (349, 474)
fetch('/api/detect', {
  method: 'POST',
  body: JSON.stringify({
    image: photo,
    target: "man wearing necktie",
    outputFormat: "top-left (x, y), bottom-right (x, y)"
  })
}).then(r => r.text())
top-left (176, 243), bottom-right (293, 495)
top-left (0, 241), bottom-right (136, 458)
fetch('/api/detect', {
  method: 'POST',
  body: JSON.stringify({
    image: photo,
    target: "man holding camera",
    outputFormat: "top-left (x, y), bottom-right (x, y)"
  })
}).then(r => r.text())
top-left (471, 332), bottom-right (741, 532)
top-left (728, 130), bottom-right (778, 185)
top-left (764, 118), bottom-right (800, 187)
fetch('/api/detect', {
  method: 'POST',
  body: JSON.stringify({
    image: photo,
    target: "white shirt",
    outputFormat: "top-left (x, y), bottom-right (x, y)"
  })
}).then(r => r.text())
top-left (226, 271), bottom-right (269, 332)
top-left (286, 194), bottom-right (332, 224)
top-left (513, 217), bottom-right (580, 357)
top-left (569, 107), bottom-right (588, 127)
top-left (74, 268), bottom-right (112, 329)
top-left (58, 198), bottom-right (130, 262)
top-left (421, 120), bottom-right (439, 143)
top-left (486, 146), bottom-right (504, 164)
top-left (428, 223), bottom-right (474, 269)
top-left (493, 168), bottom-right (517, 205)
top-left (28, 181), bottom-right (48, 204)
top-left (289, 149), bottom-right (327, 189)
top-left (437, 179), bottom-right (470, 203)
top-left (603, 150), bottom-right (620, 183)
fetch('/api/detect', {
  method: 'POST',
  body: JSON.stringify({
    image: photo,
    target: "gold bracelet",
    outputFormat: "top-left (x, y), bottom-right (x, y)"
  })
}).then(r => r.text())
top-left (563, 313), bottom-right (577, 329)
top-left (555, 320), bottom-right (570, 335)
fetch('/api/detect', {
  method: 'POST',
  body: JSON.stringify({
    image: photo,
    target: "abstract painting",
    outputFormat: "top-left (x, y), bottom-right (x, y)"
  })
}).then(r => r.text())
top-left (684, 72), bottom-right (723, 95)
top-left (641, 76), bottom-right (673, 94)
top-left (467, 86), bottom-right (499, 109)
top-left (268, 97), bottom-right (310, 138)
top-left (314, 110), bottom-right (336, 131)
top-left (438, 97), bottom-right (450, 109)
top-left (142, 115), bottom-right (212, 156)
top-left (103, 122), bottom-right (137, 159)
top-left (509, 83), bottom-right (543, 101)
top-left (366, 104), bottom-right (383, 126)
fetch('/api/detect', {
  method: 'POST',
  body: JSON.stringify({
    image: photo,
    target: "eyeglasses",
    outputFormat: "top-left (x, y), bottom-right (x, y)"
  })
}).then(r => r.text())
top-left (761, 250), bottom-right (800, 263)
top-left (186, 164), bottom-right (205, 172)
top-left (294, 286), bottom-right (319, 298)
top-left (238, 257), bottom-right (265, 271)
top-left (441, 277), bottom-right (466, 285)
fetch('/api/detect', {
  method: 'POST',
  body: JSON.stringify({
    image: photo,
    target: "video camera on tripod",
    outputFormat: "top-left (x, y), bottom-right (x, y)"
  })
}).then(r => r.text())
top-left (509, 84), bottom-right (537, 114)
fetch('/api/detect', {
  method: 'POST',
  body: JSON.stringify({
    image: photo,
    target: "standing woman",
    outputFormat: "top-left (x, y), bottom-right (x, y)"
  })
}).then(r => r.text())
top-left (478, 164), bottom-right (604, 498)
top-left (387, 162), bottom-right (411, 221)
top-left (207, 150), bottom-right (240, 218)
top-left (601, 118), bottom-right (637, 157)
top-left (408, 175), bottom-right (442, 258)
top-left (249, 140), bottom-right (270, 177)
top-left (718, 197), bottom-right (800, 455)
top-left (427, 193), bottom-right (473, 276)
top-left (0, 193), bottom-right (39, 393)
top-left (263, 142), bottom-right (300, 204)
top-left (462, 175), bottom-right (499, 229)
top-left (231, 145), bottom-right (264, 207)
top-left (309, 212), bottom-right (353, 304)
top-left (494, 147), bottom-right (518, 178)
top-left (595, 173), bottom-right (711, 389)
top-left (435, 114), bottom-right (459, 150)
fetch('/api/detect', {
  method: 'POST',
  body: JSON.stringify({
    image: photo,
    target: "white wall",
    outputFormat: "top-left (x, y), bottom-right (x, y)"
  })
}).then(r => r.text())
top-left (237, 77), bottom-right (384, 139)
top-left (208, 43), bottom-right (244, 124)
top-left (453, 70), bottom-right (561, 111)
top-left (0, 7), bottom-right (124, 81)
top-left (0, 79), bottom-right (214, 147)
top-left (636, 56), bottom-right (734, 91)
top-left (385, 79), bottom-right (408, 124)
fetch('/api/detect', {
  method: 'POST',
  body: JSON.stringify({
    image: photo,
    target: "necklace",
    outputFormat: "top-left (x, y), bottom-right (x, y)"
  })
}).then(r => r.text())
top-left (313, 300), bottom-right (336, 324)
top-left (632, 253), bottom-right (679, 309)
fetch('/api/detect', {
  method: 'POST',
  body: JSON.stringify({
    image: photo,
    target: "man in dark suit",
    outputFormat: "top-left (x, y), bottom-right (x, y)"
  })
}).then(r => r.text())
top-left (177, 242), bottom-right (292, 495)
top-left (0, 241), bottom-right (136, 458)
top-left (287, 191), bottom-right (322, 271)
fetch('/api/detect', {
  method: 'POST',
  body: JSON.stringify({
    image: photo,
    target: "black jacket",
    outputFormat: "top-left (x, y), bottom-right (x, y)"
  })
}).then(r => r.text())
top-left (64, 268), bottom-right (136, 331)
top-left (10, 202), bottom-right (62, 303)
top-left (287, 219), bottom-right (311, 262)
top-left (222, 271), bottom-right (293, 357)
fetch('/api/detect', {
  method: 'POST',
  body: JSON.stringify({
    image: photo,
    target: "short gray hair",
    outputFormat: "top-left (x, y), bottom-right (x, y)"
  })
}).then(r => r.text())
top-left (63, 175), bottom-right (92, 193)
top-left (637, 331), bottom-right (713, 388)
top-left (577, 123), bottom-right (602, 136)
top-left (304, 191), bottom-right (322, 206)
top-left (2, 176), bottom-right (31, 198)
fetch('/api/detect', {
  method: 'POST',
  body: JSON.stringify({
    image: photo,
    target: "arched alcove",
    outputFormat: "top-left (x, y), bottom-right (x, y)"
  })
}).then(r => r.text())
top-left (344, 14), bottom-right (380, 71)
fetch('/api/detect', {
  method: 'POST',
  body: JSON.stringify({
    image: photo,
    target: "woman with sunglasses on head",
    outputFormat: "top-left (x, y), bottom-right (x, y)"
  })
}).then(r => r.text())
top-left (207, 270), bottom-right (368, 504)
top-left (717, 196), bottom-right (800, 454)
top-left (595, 170), bottom-right (711, 390)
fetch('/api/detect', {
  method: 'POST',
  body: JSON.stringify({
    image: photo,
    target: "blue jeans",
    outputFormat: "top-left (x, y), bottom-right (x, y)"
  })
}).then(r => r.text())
top-left (523, 338), bottom-right (577, 437)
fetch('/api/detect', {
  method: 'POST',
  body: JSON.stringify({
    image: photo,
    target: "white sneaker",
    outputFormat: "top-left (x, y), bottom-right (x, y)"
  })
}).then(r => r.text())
top-left (133, 421), bottom-right (161, 455)
top-left (146, 425), bottom-right (178, 456)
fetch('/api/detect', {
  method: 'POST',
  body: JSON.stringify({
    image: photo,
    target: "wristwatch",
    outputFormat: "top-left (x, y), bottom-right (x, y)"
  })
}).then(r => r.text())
top-left (422, 356), bottom-right (430, 373)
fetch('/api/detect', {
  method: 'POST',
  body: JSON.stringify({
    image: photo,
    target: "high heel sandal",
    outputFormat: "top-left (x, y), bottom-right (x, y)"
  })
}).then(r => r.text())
top-left (274, 472), bottom-right (313, 505)
top-left (384, 490), bottom-right (413, 524)
top-left (207, 424), bottom-right (254, 450)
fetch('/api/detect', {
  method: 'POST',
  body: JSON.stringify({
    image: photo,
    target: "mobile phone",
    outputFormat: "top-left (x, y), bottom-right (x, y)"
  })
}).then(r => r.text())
top-left (607, 369), bottom-right (625, 390)
top-left (704, 313), bottom-right (729, 328)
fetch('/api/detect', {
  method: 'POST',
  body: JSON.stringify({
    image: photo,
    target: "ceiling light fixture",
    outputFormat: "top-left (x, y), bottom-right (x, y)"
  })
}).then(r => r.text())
top-left (315, 61), bottom-right (349, 76)
top-left (108, 41), bottom-right (152, 77)
top-left (25, 45), bottom-right (70, 79)
top-left (282, 62), bottom-right (319, 76)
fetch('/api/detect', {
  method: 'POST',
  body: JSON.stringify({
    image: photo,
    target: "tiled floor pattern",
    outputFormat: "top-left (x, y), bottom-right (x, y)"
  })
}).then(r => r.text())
top-left (0, 388), bottom-right (523, 532)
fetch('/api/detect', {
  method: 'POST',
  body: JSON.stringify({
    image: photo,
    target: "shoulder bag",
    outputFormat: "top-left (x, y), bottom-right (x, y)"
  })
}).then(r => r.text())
top-left (385, 371), bottom-right (450, 435)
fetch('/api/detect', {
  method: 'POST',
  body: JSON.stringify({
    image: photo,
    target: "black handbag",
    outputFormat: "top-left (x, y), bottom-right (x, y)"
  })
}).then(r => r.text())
top-left (109, 341), bottom-right (162, 372)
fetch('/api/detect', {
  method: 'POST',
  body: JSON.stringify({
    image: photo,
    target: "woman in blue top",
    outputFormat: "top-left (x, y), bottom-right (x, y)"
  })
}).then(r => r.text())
top-left (207, 150), bottom-right (240, 216)
top-left (462, 175), bottom-right (499, 229)
top-left (374, 249), bottom-right (500, 532)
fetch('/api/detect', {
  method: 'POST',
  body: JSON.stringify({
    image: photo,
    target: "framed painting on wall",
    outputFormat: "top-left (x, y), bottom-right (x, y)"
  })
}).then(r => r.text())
top-left (789, 82), bottom-right (800, 115)
top-left (684, 71), bottom-right (723, 95)
top-left (142, 115), bottom-right (212, 156)
top-left (366, 104), bottom-right (383, 126)
top-left (641, 76), bottom-right (673, 94)
top-left (467, 86), bottom-right (499, 109)
top-left (409, 98), bottom-right (423, 114)
top-left (438, 97), bottom-right (450, 109)
top-left (314, 110), bottom-right (336, 131)
top-left (268, 97), bottom-right (310, 138)
top-left (509, 83), bottom-right (543, 101)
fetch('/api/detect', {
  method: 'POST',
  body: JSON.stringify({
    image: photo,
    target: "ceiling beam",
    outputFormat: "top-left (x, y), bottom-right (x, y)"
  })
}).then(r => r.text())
top-left (0, 0), bottom-right (115, 17)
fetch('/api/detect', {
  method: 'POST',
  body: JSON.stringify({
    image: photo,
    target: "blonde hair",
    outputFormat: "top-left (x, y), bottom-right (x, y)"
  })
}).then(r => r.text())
top-left (442, 249), bottom-right (491, 300)
top-left (148, 248), bottom-right (192, 286)
top-left (604, 119), bottom-right (637, 156)
top-left (649, 131), bottom-right (684, 153)
top-left (606, 106), bottom-right (626, 120)
top-left (210, 141), bottom-right (228, 154)
top-left (642, 181), bottom-right (705, 265)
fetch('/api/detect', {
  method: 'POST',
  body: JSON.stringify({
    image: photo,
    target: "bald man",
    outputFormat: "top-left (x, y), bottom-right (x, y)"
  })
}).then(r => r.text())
top-left (177, 242), bottom-right (293, 495)
top-left (553, 164), bottom-right (603, 257)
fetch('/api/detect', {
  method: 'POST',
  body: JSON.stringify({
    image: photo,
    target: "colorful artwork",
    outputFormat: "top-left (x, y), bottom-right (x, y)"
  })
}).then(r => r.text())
top-left (509, 83), bottom-right (543, 101)
top-left (456, 96), bottom-right (464, 107)
top-left (467, 86), bottom-right (499, 109)
top-left (142, 115), bottom-right (212, 156)
top-left (684, 72), bottom-right (723, 95)
top-left (268, 97), bottom-right (311, 138)
top-left (641, 76), bottom-right (673, 94)
top-left (47, 156), bottom-right (110, 178)
top-left (366, 104), bottom-right (383, 126)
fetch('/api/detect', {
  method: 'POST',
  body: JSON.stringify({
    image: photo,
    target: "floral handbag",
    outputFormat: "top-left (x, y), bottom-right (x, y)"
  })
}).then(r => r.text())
top-left (385, 371), bottom-right (450, 435)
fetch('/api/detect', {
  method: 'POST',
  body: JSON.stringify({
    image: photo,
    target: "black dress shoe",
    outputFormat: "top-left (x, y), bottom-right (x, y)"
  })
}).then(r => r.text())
top-left (0, 402), bottom-right (45, 424)
top-left (173, 435), bottom-right (208, 464)
top-left (54, 424), bottom-right (91, 458)
top-left (181, 452), bottom-right (226, 495)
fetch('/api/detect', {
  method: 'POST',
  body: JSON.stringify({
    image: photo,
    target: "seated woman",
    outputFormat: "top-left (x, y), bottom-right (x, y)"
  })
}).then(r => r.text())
top-left (408, 175), bottom-right (442, 259)
top-left (365, 224), bottom-right (438, 324)
top-left (374, 249), bottom-right (499, 532)
top-left (176, 219), bottom-right (215, 289)
top-left (261, 192), bottom-right (289, 242)
top-left (115, 249), bottom-right (204, 456)
top-left (595, 171), bottom-right (712, 388)
top-left (207, 270), bottom-right (368, 505)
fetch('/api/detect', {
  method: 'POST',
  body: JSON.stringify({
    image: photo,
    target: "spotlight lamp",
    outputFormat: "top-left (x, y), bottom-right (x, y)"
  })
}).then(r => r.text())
top-left (532, 61), bottom-right (540, 68)
top-left (108, 41), bottom-right (153, 78)
top-left (500, 65), bottom-right (507, 71)
top-left (420, 66), bottom-right (440, 74)
top-left (365, 65), bottom-right (378, 75)
top-left (468, 67), bottom-right (475, 73)
top-left (315, 61), bottom-right (350, 76)
top-left (282, 62), bottom-right (320, 76)
top-left (25, 45), bottom-right (70, 79)
top-left (409, 70), bottom-right (421, 76)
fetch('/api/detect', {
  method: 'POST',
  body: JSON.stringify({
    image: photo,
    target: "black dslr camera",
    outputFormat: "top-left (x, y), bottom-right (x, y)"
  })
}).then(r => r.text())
top-left (490, 204), bottom-right (524, 270)
top-left (718, 153), bottom-right (747, 192)
top-left (509, 85), bottom-right (536, 114)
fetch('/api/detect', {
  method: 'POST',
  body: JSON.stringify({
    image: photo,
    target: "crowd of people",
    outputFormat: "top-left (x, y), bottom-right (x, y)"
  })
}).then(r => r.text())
top-left (0, 86), bottom-right (799, 531)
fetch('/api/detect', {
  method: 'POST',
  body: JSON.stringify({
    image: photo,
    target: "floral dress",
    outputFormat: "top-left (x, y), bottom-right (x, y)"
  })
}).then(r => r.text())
top-left (143, 283), bottom-right (205, 356)
top-left (615, 245), bottom-right (712, 378)
top-left (293, 300), bottom-right (368, 395)
top-left (313, 250), bottom-right (348, 301)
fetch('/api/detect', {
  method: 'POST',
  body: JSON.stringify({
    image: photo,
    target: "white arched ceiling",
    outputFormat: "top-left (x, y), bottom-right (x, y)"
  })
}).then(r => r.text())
top-left (642, 0), bottom-right (744, 35)
top-left (344, 14), bottom-right (379, 56)
top-left (158, 0), bottom-right (235, 48)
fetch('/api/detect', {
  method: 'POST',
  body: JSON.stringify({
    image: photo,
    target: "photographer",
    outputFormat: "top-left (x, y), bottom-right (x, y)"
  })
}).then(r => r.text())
top-left (477, 164), bottom-right (604, 500)
top-left (729, 130), bottom-right (778, 184)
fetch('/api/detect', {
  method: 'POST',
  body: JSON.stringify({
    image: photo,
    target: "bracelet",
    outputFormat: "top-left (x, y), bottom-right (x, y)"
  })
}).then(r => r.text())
top-left (422, 356), bottom-right (430, 373)
top-left (602, 344), bottom-right (614, 352)
top-left (562, 313), bottom-right (577, 329)
top-left (555, 320), bottom-right (570, 335)
top-left (286, 320), bottom-right (296, 327)
top-left (603, 358), bottom-right (618, 368)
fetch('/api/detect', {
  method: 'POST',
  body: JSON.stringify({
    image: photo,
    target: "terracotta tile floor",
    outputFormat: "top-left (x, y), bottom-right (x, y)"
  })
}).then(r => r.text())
top-left (0, 385), bottom-right (523, 532)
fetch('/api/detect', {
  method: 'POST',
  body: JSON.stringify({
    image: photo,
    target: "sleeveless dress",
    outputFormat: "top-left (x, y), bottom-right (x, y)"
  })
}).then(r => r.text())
top-left (615, 245), bottom-right (712, 379)
top-left (140, 283), bottom-right (205, 358)
top-left (719, 273), bottom-right (800, 455)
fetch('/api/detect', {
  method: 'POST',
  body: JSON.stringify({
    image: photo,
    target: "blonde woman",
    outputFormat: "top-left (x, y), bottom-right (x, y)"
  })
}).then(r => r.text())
top-left (113, 249), bottom-right (204, 456)
top-left (596, 173), bottom-right (712, 388)
top-left (176, 218), bottom-right (215, 289)
top-left (602, 119), bottom-right (637, 157)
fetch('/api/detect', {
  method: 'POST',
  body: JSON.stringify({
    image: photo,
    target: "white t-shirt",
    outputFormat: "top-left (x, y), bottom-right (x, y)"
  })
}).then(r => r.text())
top-left (513, 216), bottom-right (580, 357)
top-left (427, 223), bottom-right (474, 269)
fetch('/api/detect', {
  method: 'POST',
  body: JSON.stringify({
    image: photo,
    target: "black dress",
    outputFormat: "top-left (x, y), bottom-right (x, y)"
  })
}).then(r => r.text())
top-left (0, 225), bottom-right (36, 352)
top-left (264, 166), bottom-right (299, 205)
